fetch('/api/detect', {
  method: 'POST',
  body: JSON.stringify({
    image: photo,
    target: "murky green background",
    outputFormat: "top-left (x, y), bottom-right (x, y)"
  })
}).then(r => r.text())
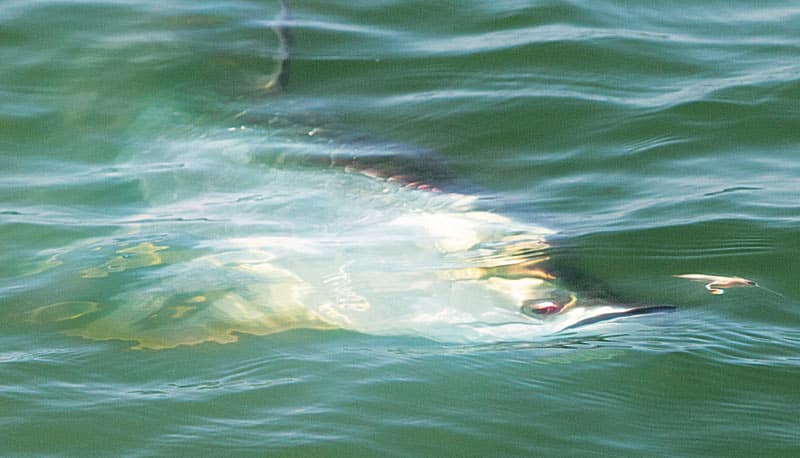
top-left (2, 0), bottom-right (799, 455)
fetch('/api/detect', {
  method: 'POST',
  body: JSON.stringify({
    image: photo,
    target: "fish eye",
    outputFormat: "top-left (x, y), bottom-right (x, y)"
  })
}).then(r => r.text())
top-left (521, 300), bottom-right (561, 316)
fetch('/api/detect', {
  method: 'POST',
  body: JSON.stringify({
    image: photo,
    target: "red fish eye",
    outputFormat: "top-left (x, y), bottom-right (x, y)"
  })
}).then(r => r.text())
top-left (524, 301), bottom-right (563, 315)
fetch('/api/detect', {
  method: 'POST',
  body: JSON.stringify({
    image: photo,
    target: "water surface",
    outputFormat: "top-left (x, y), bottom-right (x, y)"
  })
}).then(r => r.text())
top-left (2, 0), bottom-right (799, 455)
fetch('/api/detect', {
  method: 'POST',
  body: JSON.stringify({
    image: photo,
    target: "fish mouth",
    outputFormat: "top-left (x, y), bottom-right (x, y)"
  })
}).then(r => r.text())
top-left (519, 288), bottom-right (676, 332)
top-left (558, 305), bottom-right (677, 332)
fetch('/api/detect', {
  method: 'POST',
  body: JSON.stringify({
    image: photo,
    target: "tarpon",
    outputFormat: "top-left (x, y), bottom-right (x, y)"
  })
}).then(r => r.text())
top-left (19, 1), bottom-right (676, 349)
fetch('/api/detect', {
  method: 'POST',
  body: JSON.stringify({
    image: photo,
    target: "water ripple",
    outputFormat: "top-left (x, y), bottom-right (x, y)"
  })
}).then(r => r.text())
top-left (2, 0), bottom-right (800, 455)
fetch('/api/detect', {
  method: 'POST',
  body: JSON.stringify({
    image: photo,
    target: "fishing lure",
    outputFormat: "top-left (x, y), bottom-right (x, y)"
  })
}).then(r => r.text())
top-left (673, 274), bottom-right (756, 295)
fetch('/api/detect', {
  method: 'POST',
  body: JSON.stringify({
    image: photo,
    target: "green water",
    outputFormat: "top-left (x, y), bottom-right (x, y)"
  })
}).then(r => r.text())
top-left (2, 0), bottom-right (800, 456)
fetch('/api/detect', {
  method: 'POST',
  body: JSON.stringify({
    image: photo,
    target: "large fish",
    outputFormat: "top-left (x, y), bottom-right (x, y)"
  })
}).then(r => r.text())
top-left (20, 2), bottom-right (672, 349)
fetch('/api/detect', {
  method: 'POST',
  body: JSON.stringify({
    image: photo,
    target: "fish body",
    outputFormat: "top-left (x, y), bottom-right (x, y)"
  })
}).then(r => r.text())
top-left (21, 157), bottom-right (676, 349)
top-left (14, 2), bottom-right (677, 349)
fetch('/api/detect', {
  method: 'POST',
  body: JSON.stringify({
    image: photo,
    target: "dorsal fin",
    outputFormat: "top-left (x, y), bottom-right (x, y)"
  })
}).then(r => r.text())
top-left (265, 0), bottom-right (291, 91)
